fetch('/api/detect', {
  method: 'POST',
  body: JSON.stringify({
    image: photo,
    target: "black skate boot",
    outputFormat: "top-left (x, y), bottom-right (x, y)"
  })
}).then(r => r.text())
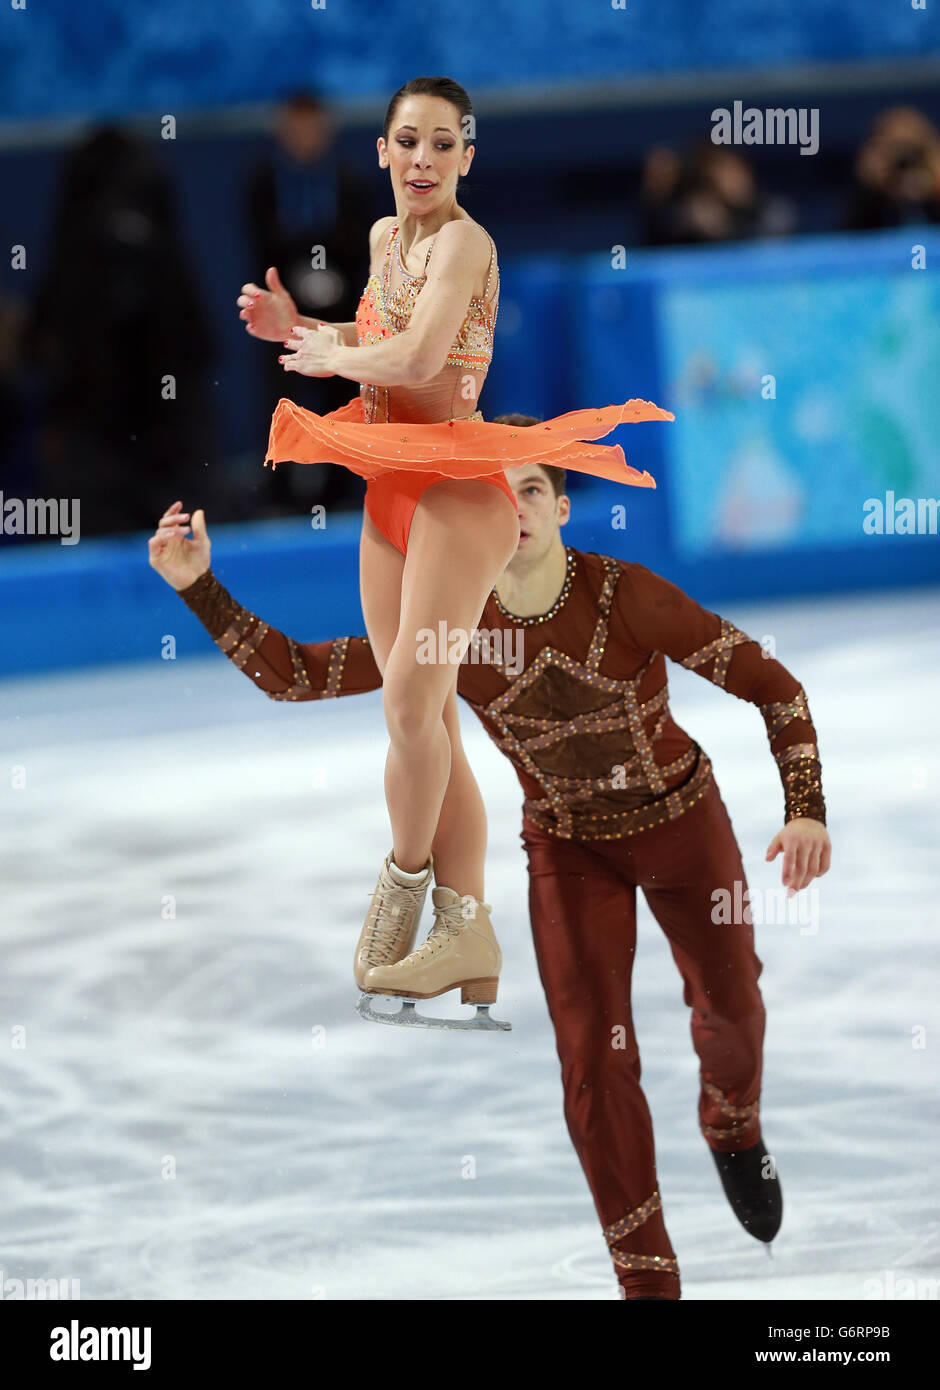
top-left (710, 1132), bottom-right (782, 1242)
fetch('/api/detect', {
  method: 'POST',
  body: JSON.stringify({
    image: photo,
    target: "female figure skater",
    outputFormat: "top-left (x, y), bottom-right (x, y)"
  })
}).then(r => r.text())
top-left (236, 76), bottom-right (673, 1024)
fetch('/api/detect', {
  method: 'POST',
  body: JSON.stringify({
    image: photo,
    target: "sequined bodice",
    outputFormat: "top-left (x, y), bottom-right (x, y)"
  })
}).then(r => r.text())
top-left (354, 220), bottom-right (499, 424)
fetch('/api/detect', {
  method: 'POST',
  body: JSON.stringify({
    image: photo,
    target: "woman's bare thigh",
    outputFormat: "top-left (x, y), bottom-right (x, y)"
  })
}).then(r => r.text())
top-left (380, 480), bottom-right (519, 718)
top-left (359, 507), bottom-right (404, 675)
top-left (403, 480), bottom-right (519, 640)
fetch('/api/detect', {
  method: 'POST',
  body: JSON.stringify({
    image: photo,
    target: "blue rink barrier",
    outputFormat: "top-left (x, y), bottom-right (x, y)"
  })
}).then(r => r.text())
top-left (2, 496), bottom-right (937, 681)
top-left (3, 227), bottom-right (938, 680)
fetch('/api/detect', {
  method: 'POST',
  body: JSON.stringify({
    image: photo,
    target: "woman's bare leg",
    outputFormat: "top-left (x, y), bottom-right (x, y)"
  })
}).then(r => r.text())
top-left (382, 480), bottom-right (520, 880)
top-left (429, 685), bottom-right (488, 900)
top-left (359, 508), bottom-right (404, 675)
top-left (359, 507), bottom-right (486, 892)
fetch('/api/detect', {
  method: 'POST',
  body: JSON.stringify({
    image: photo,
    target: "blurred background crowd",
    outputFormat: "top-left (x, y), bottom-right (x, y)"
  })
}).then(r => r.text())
top-left (2, 5), bottom-right (936, 1315)
top-left (1, 1), bottom-right (938, 542)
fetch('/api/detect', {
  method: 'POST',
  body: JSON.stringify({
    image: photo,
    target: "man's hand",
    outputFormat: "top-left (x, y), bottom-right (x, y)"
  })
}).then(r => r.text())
top-left (237, 265), bottom-right (299, 342)
top-left (765, 818), bottom-right (831, 896)
top-left (148, 501), bottom-right (211, 592)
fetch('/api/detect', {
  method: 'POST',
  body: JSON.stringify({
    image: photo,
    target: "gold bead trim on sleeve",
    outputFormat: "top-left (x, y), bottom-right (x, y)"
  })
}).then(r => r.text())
top-left (776, 740), bottom-right (820, 768)
top-left (775, 740), bottom-right (826, 821)
top-left (760, 687), bottom-right (811, 740)
top-left (218, 617), bottom-right (270, 671)
top-left (264, 635), bottom-right (351, 703)
top-left (679, 618), bottom-right (752, 687)
top-left (759, 693), bottom-right (825, 821)
top-left (263, 635), bottom-right (313, 702)
top-left (325, 635), bottom-right (350, 697)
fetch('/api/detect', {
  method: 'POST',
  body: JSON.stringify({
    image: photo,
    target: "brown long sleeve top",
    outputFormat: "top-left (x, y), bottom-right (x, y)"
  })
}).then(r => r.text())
top-left (176, 545), bottom-right (826, 840)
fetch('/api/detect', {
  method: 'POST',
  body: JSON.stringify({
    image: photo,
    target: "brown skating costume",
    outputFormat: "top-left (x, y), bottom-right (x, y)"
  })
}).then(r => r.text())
top-left (176, 545), bottom-right (826, 1299)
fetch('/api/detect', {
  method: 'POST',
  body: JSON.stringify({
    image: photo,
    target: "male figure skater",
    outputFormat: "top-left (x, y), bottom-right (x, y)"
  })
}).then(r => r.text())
top-left (148, 415), bottom-right (830, 1300)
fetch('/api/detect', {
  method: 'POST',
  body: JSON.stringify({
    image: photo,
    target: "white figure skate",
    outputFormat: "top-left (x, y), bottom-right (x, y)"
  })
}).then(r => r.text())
top-left (353, 850), bottom-right (433, 991)
top-left (357, 886), bottom-right (511, 1032)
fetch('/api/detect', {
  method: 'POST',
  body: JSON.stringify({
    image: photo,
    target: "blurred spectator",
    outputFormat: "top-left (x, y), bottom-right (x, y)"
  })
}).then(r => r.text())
top-left (0, 285), bottom-right (29, 505)
top-left (847, 107), bottom-right (940, 230)
top-left (640, 141), bottom-right (795, 246)
top-left (22, 126), bottom-right (217, 537)
top-left (245, 91), bottom-right (370, 515)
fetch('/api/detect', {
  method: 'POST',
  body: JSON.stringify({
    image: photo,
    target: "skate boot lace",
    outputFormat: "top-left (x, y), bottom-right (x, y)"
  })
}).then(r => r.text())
top-left (407, 894), bottom-right (493, 962)
top-left (362, 877), bottom-right (428, 966)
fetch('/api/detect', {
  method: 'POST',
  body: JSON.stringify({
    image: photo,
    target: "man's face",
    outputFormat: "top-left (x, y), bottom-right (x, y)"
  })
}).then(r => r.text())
top-left (503, 464), bottom-right (569, 563)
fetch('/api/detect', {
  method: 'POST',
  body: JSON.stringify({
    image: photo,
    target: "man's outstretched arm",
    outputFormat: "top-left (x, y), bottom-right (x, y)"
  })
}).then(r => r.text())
top-left (612, 561), bottom-right (831, 892)
top-left (176, 568), bottom-right (381, 701)
top-left (149, 502), bottom-right (382, 702)
top-left (613, 561), bottom-right (826, 823)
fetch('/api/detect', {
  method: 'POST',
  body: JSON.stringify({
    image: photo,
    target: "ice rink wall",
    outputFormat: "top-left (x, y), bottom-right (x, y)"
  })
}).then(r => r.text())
top-left (3, 224), bottom-right (939, 679)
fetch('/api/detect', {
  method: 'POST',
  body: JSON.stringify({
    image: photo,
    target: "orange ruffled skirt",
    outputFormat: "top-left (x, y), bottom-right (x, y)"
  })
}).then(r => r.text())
top-left (264, 395), bottom-right (673, 487)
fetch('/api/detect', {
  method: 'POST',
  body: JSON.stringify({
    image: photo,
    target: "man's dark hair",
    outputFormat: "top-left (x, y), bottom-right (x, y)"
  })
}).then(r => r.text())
top-left (493, 413), bottom-right (567, 497)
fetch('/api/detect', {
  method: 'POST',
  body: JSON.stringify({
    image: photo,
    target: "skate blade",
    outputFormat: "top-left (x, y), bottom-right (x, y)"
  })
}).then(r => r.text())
top-left (357, 994), bottom-right (511, 1032)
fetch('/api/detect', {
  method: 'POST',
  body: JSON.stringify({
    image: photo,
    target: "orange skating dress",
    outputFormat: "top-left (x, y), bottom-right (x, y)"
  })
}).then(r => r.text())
top-left (264, 220), bottom-right (673, 556)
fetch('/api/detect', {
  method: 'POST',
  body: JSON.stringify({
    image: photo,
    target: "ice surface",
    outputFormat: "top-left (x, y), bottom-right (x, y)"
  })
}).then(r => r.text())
top-left (1, 584), bottom-right (937, 1300)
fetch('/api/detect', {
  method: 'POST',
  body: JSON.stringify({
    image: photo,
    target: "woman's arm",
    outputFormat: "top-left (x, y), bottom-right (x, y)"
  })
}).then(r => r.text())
top-left (240, 216), bottom-right (397, 346)
top-left (283, 220), bottom-right (493, 388)
top-left (237, 270), bottom-right (358, 345)
top-left (295, 317), bottom-right (358, 346)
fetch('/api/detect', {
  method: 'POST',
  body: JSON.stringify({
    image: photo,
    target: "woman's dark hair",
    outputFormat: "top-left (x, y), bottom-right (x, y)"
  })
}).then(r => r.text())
top-left (383, 77), bottom-right (474, 146)
top-left (493, 414), bottom-right (567, 497)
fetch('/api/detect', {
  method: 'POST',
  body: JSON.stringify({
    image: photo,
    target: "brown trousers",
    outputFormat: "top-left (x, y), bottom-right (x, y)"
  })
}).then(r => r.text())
top-left (521, 775), bottom-right (766, 1300)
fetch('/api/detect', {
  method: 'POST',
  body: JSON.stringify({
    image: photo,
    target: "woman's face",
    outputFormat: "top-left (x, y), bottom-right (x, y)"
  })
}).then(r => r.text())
top-left (378, 95), bottom-right (474, 214)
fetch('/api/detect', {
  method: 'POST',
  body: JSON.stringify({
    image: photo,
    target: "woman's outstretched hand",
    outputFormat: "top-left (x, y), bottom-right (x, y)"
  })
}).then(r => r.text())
top-left (148, 501), bottom-right (211, 591)
top-left (279, 322), bottom-right (342, 377)
top-left (237, 266), bottom-right (299, 342)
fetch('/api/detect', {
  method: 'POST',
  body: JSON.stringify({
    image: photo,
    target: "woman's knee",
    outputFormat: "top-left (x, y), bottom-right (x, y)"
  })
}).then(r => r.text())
top-left (382, 663), bottom-right (448, 746)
